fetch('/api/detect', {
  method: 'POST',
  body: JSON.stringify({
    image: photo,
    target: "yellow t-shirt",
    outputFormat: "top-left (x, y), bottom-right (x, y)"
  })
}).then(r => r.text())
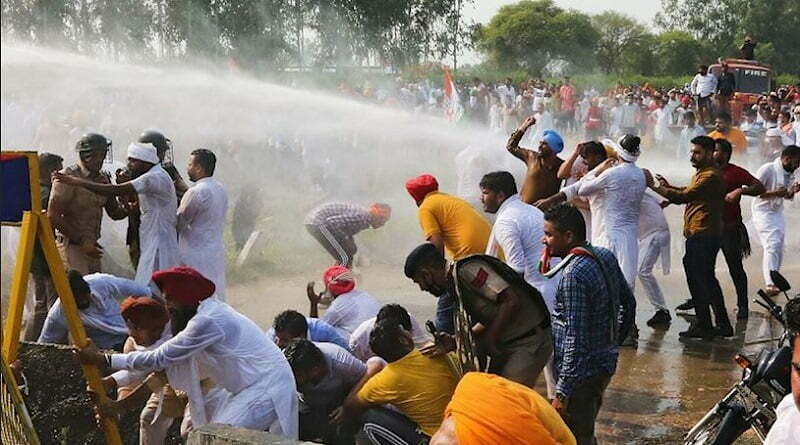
top-left (708, 128), bottom-right (747, 153)
top-left (417, 192), bottom-right (491, 260)
top-left (356, 349), bottom-right (460, 436)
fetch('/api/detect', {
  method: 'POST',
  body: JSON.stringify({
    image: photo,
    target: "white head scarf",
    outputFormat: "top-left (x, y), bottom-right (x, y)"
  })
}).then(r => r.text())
top-left (127, 142), bottom-right (159, 164)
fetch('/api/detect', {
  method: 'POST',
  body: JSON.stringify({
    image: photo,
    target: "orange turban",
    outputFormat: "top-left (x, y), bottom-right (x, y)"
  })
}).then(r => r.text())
top-left (152, 267), bottom-right (216, 305)
top-left (323, 265), bottom-right (355, 296)
top-left (120, 297), bottom-right (170, 330)
top-left (405, 174), bottom-right (438, 206)
top-left (444, 372), bottom-right (575, 445)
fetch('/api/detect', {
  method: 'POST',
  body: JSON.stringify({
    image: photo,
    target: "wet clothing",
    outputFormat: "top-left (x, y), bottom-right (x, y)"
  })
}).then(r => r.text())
top-left (39, 273), bottom-right (151, 349)
top-left (445, 372), bottom-right (576, 445)
top-left (177, 177), bottom-right (228, 300)
top-left (109, 297), bottom-right (299, 438)
top-left (452, 255), bottom-right (553, 387)
top-left (564, 373), bottom-right (612, 445)
top-left (356, 349), bottom-right (459, 436)
top-left (720, 163), bottom-right (756, 309)
top-left (551, 246), bottom-right (635, 399)
top-left (485, 194), bottom-right (555, 310)
top-left (49, 163), bottom-right (116, 274)
top-left (305, 202), bottom-right (373, 266)
top-left (659, 166), bottom-right (725, 238)
top-left (130, 165), bottom-right (179, 284)
top-left (684, 234), bottom-right (730, 330)
top-left (299, 342), bottom-right (365, 409)
top-left (358, 407), bottom-right (430, 445)
top-left (637, 193), bottom-right (670, 312)
top-left (751, 158), bottom-right (796, 286)
top-left (566, 162), bottom-right (647, 290)
top-left (321, 289), bottom-right (382, 339)
top-left (267, 317), bottom-right (350, 351)
top-left (507, 130), bottom-right (563, 204)
top-left (349, 316), bottom-right (431, 362)
top-left (417, 192), bottom-right (491, 260)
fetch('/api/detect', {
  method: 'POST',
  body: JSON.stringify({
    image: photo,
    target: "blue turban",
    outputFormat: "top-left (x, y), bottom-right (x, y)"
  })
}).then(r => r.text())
top-left (541, 129), bottom-right (564, 154)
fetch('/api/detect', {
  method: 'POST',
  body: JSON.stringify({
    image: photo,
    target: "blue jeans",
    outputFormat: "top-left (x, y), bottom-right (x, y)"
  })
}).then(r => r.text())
top-left (683, 234), bottom-right (730, 329)
top-left (434, 291), bottom-right (455, 335)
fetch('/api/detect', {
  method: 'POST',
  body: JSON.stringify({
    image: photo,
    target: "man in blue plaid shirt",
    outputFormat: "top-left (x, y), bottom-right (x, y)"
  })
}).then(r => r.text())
top-left (542, 204), bottom-right (636, 445)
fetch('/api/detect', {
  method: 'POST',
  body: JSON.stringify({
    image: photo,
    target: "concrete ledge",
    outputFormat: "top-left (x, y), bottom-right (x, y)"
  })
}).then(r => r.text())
top-left (187, 424), bottom-right (314, 445)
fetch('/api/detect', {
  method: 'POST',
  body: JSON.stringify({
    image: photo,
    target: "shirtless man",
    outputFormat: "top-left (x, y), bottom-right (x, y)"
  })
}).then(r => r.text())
top-left (505, 116), bottom-right (564, 204)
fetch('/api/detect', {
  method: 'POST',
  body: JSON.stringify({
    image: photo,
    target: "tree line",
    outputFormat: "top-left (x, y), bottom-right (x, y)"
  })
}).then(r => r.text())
top-left (477, 0), bottom-right (799, 77)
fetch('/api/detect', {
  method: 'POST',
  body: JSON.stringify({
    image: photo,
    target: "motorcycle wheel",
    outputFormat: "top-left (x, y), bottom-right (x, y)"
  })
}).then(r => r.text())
top-left (684, 403), bottom-right (749, 445)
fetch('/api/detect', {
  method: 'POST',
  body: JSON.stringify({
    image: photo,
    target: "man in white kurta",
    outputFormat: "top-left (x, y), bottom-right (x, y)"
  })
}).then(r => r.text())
top-left (565, 137), bottom-right (647, 290)
top-left (177, 149), bottom-right (228, 299)
top-left (77, 267), bottom-right (299, 438)
top-left (51, 143), bottom-right (179, 286)
top-left (637, 191), bottom-right (672, 326)
top-left (751, 147), bottom-right (800, 293)
top-left (129, 144), bottom-right (180, 285)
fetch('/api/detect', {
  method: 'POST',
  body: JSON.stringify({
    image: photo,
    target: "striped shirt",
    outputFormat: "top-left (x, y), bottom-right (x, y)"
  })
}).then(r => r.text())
top-left (305, 202), bottom-right (372, 238)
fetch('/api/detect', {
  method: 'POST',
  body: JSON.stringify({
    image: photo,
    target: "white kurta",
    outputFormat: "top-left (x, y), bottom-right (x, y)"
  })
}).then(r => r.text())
top-left (573, 162), bottom-right (646, 290)
top-left (485, 194), bottom-right (556, 310)
top-left (637, 192), bottom-right (671, 312)
top-left (321, 289), bottom-right (382, 340)
top-left (348, 316), bottom-right (431, 362)
top-left (762, 394), bottom-right (800, 445)
top-left (177, 177), bottom-right (229, 300)
top-left (110, 298), bottom-right (298, 438)
top-left (751, 158), bottom-right (796, 286)
top-left (131, 165), bottom-right (179, 285)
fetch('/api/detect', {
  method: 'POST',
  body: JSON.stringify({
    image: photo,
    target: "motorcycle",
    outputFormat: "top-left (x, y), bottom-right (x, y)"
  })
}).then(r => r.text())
top-left (684, 271), bottom-right (794, 445)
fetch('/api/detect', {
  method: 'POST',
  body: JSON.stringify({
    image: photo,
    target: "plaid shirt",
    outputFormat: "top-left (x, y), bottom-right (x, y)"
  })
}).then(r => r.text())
top-left (552, 246), bottom-right (636, 399)
top-left (305, 202), bottom-right (372, 238)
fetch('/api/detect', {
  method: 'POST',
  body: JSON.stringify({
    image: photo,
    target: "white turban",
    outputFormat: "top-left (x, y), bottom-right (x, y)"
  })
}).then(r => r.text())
top-left (127, 142), bottom-right (159, 164)
top-left (615, 135), bottom-right (640, 163)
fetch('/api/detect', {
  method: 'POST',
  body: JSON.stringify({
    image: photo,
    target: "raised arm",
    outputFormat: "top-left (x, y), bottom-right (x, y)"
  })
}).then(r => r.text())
top-left (506, 116), bottom-right (537, 162)
top-left (557, 145), bottom-right (582, 180)
top-left (53, 171), bottom-right (135, 197)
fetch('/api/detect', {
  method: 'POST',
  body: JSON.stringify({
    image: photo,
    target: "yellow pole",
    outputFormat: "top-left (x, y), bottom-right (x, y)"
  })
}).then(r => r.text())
top-left (1, 211), bottom-right (37, 362)
top-left (36, 213), bottom-right (123, 445)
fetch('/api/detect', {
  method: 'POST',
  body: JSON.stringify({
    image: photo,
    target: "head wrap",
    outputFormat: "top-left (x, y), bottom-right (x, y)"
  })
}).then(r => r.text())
top-left (323, 265), bottom-right (355, 296)
top-left (540, 129), bottom-right (564, 154)
top-left (405, 174), bottom-right (439, 206)
top-left (368, 203), bottom-right (391, 219)
top-left (127, 142), bottom-right (159, 164)
top-left (616, 134), bottom-right (641, 162)
top-left (120, 296), bottom-right (170, 330)
top-left (152, 267), bottom-right (216, 305)
top-left (444, 372), bottom-right (571, 445)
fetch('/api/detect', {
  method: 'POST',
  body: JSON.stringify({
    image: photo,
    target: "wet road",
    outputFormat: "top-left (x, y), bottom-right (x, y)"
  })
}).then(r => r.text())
top-left (227, 260), bottom-right (796, 444)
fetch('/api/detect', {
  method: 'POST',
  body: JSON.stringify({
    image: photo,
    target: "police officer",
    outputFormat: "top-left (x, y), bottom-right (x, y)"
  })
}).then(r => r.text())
top-left (48, 133), bottom-right (128, 274)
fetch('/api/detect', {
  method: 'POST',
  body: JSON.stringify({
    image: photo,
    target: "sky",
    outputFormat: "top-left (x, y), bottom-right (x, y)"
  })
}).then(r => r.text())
top-left (464, 0), bottom-right (662, 26)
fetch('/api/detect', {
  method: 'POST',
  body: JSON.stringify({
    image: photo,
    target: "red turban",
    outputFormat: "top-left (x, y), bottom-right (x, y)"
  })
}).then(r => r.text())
top-left (405, 174), bottom-right (438, 206)
top-left (323, 265), bottom-right (355, 296)
top-left (120, 297), bottom-right (170, 331)
top-left (152, 267), bottom-right (216, 305)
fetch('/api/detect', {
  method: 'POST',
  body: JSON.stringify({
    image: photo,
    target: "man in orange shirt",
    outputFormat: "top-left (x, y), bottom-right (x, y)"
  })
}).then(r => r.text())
top-left (707, 112), bottom-right (747, 153)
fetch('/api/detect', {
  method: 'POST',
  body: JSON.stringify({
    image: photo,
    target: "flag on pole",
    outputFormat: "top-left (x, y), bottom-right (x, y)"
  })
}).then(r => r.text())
top-left (443, 66), bottom-right (464, 123)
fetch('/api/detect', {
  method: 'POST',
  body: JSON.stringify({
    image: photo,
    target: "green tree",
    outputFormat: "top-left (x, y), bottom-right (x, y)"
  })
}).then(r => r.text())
top-left (655, 30), bottom-right (703, 76)
top-left (475, 0), bottom-right (599, 76)
top-left (621, 32), bottom-right (657, 76)
top-left (592, 11), bottom-right (648, 74)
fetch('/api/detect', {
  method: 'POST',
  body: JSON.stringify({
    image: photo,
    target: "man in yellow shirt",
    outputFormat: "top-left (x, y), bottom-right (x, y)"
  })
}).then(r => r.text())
top-left (707, 112), bottom-right (748, 154)
top-left (406, 174), bottom-right (492, 335)
top-left (431, 372), bottom-right (576, 445)
top-left (339, 318), bottom-right (460, 444)
top-left (405, 174), bottom-right (491, 260)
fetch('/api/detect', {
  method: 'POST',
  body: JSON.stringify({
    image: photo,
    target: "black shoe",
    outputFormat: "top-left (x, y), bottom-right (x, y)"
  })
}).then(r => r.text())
top-left (736, 307), bottom-right (749, 320)
top-left (679, 324), bottom-right (714, 340)
top-left (647, 309), bottom-right (672, 327)
top-left (676, 299), bottom-right (695, 314)
top-left (715, 324), bottom-right (735, 338)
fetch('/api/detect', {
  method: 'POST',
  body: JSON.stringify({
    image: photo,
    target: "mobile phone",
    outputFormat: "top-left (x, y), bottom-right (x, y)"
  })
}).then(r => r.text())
top-left (425, 320), bottom-right (438, 337)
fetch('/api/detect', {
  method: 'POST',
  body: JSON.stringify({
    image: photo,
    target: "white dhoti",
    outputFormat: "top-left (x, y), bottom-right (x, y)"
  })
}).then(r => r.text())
top-left (596, 230), bottom-right (639, 291)
top-left (752, 209), bottom-right (784, 286)
top-left (637, 229), bottom-right (670, 312)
